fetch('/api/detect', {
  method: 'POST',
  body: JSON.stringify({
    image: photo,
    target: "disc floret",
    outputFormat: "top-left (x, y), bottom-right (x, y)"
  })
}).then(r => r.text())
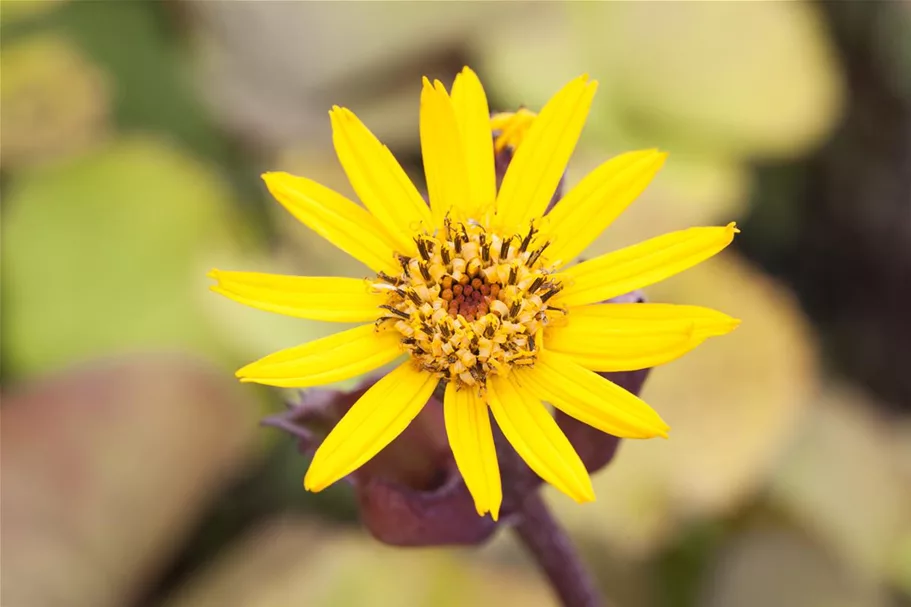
top-left (375, 219), bottom-right (562, 389)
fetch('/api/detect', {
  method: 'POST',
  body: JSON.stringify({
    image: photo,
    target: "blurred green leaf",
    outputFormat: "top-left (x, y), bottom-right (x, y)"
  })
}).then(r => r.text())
top-left (50, 1), bottom-right (220, 160)
top-left (2, 137), bottom-right (245, 377)
top-left (0, 0), bottom-right (67, 26)
top-left (1, 1), bottom-right (265, 209)
top-left (480, 3), bottom-right (843, 160)
top-left (0, 33), bottom-right (110, 170)
top-left (573, 2), bottom-right (844, 159)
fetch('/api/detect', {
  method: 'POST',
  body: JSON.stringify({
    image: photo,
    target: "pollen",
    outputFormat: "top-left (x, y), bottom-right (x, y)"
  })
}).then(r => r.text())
top-left (374, 218), bottom-right (563, 390)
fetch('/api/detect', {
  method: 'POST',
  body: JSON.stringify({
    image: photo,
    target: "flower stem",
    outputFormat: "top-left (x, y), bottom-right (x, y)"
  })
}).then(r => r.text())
top-left (513, 491), bottom-right (606, 607)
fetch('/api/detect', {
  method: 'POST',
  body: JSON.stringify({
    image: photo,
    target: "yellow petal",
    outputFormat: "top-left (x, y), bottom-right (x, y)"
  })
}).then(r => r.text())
top-left (444, 383), bottom-right (502, 520)
top-left (262, 172), bottom-right (400, 275)
top-left (420, 77), bottom-right (471, 225)
top-left (546, 331), bottom-right (694, 373)
top-left (451, 67), bottom-right (497, 221)
top-left (545, 149), bottom-right (668, 266)
top-left (494, 75), bottom-right (598, 231)
top-left (487, 374), bottom-right (594, 503)
top-left (329, 106), bottom-right (432, 253)
top-left (563, 303), bottom-right (741, 336)
top-left (556, 223), bottom-right (739, 307)
top-left (236, 324), bottom-right (402, 388)
top-left (208, 270), bottom-right (385, 322)
top-left (516, 349), bottom-right (669, 439)
top-left (304, 362), bottom-right (438, 491)
top-left (545, 303), bottom-right (741, 371)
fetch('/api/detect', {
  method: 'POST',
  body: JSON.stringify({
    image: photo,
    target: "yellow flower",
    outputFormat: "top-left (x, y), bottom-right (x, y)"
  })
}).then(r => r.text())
top-left (210, 68), bottom-right (739, 521)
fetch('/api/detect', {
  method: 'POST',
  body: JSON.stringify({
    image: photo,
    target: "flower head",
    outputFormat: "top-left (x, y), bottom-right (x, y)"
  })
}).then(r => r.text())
top-left (210, 68), bottom-right (739, 521)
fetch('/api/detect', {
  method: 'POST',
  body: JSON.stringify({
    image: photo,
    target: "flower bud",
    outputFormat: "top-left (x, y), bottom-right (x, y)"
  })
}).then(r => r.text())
top-left (263, 378), bottom-right (497, 546)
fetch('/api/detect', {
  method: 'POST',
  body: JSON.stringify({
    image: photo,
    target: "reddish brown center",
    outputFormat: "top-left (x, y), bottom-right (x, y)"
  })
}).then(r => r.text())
top-left (440, 275), bottom-right (504, 322)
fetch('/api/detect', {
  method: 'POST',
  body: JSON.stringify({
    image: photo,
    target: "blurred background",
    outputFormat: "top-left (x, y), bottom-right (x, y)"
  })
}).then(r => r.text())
top-left (1, 2), bottom-right (909, 606)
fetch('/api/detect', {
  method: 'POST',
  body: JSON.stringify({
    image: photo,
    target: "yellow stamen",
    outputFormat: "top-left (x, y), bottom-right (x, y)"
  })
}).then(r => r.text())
top-left (377, 218), bottom-right (559, 389)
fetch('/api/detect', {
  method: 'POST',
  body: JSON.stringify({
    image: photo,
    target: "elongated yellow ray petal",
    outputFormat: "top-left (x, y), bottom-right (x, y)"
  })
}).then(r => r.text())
top-left (329, 106), bottom-right (431, 254)
top-left (420, 77), bottom-right (471, 225)
top-left (487, 374), bottom-right (594, 503)
top-left (304, 362), bottom-right (439, 491)
top-left (563, 303), bottom-right (741, 336)
top-left (262, 172), bottom-right (400, 275)
top-left (495, 75), bottom-right (597, 231)
top-left (515, 349), bottom-right (669, 439)
top-left (556, 223), bottom-right (739, 307)
top-left (545, 303), bottom-right (740, 371)
top-left (208, 270), bottom-right (385, 322)
top-left (546, 331), bottom-right (695, 372)
top-left (236, 324), bottom-right (403, 388)
top-left (546, 150), bottom-right (668, 266)
top-left (451, 67), bottom-right (497, 222)
top-left (444, 383), bottom-right (502, 520)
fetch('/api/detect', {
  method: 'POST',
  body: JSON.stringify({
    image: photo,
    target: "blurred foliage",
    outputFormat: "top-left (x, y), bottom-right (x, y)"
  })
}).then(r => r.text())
top-left (739, 1), bottom-right (911, 408)
top-left (547, 252), bottom-right (818, 555)
top-left (3, 137), bottom-right (244, 376)
top-left (163, 518), bottom-right (555, 607)
top-left (769, 387), bottom-right (911, 587)
top-left (702, 524), bottom-right (888, 607)
top-left (481, 2), bottom-right (843, 157)
top-left (1, 2), bottom-right (909, 607)
top-left (0, 0), bottom-right (67, 25)
top-left (0, 33), bottom-right (110, 169)
top-left (476, 1), bottom-right (844, 234)
top-left (2, 2), bottom-right (209, 155)
top-left (0, 356), bottom-right (258, 607)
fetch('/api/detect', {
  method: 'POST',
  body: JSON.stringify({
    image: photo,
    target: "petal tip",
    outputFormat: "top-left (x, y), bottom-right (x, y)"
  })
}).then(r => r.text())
top-left (577, 482), bottom-right (596, 503)
top-left (303, 471), bottom-right (322, 492)
top-left (648, 150), bottom-right (669, 173)
top-left (432, 79), bottom-right (449, 96)
top-left (647, 414), bottom-right (671, 438)
top-left (261, 171), bottom-right (287, 186)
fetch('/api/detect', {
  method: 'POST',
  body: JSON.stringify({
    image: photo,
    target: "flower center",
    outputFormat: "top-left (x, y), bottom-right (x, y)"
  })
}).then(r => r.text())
top-left (375, 219), bottom-right (563, 390)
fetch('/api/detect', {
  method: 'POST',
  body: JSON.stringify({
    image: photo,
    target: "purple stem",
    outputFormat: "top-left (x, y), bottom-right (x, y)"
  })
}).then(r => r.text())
top-left (513, 491), bottom-right (606, 607)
